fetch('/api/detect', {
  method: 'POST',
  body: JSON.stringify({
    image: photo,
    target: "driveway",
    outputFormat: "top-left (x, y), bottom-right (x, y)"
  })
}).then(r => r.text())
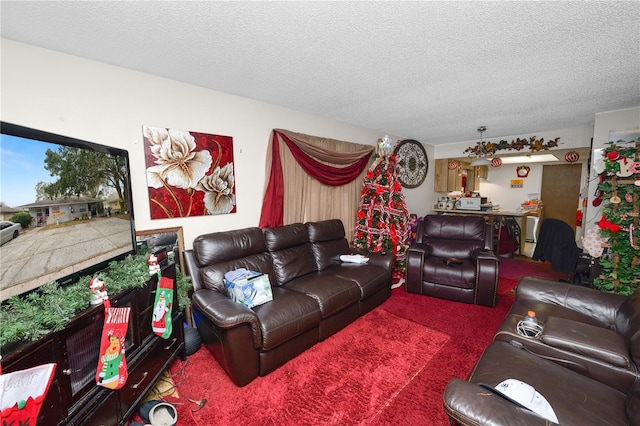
top-left (0, 216), bottom-right (133, 300)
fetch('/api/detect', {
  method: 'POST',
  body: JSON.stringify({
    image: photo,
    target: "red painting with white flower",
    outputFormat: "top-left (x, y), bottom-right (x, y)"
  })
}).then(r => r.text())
top-left (143, 125), bottom-right (236, 219)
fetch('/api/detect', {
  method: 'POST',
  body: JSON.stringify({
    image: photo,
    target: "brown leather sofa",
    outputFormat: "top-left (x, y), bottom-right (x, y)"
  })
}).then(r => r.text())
top-left (406, 214), bottom-right (499, 307)
top-left (184, 219), bottom-right (395, 386)
top-left (443, 277), bottom-right (640, 425)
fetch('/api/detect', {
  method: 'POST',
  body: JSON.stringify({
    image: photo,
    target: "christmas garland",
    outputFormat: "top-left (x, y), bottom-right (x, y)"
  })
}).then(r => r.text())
top-left (0, 250), bottom-right (192, 347)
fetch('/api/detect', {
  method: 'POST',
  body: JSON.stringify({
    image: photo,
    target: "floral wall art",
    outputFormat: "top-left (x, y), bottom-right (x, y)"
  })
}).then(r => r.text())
top-left (143, 126), bottom-right (236, 219)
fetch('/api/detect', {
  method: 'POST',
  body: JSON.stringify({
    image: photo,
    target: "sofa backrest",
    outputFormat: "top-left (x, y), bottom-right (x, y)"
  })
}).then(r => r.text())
top-left (190, 227), bottom-right (272, 293)
top-left (418, 215), bottom-right (490, 260)
top-left (615, 289), bottom-right (640, 367)
top-left (306, 219), bottom-right (351, 271)
top-left (263, 223), bottom-right (318, 286)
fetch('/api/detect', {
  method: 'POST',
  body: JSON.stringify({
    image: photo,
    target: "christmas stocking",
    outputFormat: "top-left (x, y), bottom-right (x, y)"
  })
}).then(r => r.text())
top-left (0, 363), bottom-right (56, 426)
top-left (152, 276), bottom-right (174, 339)
top-left (96, 300), bottom-right (131, 390)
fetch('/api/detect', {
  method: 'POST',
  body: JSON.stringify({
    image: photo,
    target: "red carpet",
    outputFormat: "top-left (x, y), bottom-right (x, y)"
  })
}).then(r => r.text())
top-left (168, 309), bottom-right (450, 425)
top-left (372, 289), bottom-right (513, 425)
top-left (497, 257), bottom-right (568, 294)
top-left (143, 258), bottom-right (564, 425)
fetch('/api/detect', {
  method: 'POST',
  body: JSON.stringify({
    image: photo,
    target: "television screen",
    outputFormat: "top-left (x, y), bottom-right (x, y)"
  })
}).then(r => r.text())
top-left (0, 122), bottom-right (137, 301)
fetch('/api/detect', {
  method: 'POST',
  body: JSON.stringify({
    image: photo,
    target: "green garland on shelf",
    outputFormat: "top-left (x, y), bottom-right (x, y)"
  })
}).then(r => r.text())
top-left (0, 249), bottom-right (193, 347)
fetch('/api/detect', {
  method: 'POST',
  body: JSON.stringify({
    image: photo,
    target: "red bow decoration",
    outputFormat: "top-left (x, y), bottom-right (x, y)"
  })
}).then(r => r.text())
top-left (597, 215), bottom-right (622, 233)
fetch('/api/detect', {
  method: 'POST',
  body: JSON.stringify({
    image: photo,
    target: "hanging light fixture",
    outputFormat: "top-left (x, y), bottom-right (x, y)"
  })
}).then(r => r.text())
top-left (469, 126), bottom-right (492, 167)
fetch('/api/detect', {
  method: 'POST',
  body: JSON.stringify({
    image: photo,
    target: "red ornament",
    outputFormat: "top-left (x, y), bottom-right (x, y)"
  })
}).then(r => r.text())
top-left (564, 150), bottom-right (579, 163)
top-left (607, 152), bottom-right (620, 161)
top-left (491, 158), bottom-right (502, 167)
top-left (597, 215), bottom-right (621, 233)
top-left (448, 160), bottom-right (459, 170)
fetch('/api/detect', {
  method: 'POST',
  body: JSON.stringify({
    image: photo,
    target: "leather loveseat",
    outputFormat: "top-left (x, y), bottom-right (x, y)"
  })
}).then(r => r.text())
top-left (184, 219), bottom-right (395, 386)
top-left (443, 276), bottom-right (640, 425)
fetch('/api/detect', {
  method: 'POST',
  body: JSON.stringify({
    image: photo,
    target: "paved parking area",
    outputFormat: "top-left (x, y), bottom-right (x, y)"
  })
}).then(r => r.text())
top-left (0, 216), bottom-right (132, 300)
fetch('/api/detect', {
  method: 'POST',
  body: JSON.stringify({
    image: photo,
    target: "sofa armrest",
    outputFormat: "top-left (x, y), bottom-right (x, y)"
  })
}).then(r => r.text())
top-left (471, 249), bottom-right (498, 307)
top-left (191, 289), bottom-right (262, 349)
top-left (408, 242), bottom-right (432, 257)
top-left (516, 276), bottom-right (626, 325)
top-left (406, 244), bottom-right (431, 294)
top-left (350, 248), bottom-right (395, 270)
top-left (443, 379), bottom-right (550, 426)
top-left (471, 248), bottom-right (498, 262)
top-left (365, 251), bottom-right (395, 270)
top-left (184, 249), bottom-right (203, 291)
top-left (539, 316), bottom-right (631, 369)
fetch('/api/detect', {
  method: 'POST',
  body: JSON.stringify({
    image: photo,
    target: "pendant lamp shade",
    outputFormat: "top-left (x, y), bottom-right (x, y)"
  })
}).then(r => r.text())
top-left (470, 157), bottom-right (492, 167)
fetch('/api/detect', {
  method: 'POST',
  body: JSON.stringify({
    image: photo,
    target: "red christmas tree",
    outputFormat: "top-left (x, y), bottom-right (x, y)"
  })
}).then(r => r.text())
top-left (352, 148), bottom-right (410, 287)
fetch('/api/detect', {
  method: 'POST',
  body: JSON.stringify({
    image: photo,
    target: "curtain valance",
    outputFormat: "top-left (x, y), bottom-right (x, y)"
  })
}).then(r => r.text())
top-left (259, 129), bottom-right (374, 228)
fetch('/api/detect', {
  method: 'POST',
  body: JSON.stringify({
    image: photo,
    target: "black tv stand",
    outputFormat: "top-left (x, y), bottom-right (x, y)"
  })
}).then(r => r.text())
top-left (1, 263), bottom-right (185, 425)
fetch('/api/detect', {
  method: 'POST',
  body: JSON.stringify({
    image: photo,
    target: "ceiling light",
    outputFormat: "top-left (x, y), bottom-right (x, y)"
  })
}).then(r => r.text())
top-left (464, 126), bottom-right (496, 166)
top-left (499, 154), bottom-right (559, 164)
top-left (469, 157), bottom-right (492, 166)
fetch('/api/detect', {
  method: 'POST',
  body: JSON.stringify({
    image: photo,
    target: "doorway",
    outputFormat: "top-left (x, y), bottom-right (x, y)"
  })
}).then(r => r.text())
top-left (540, 164), bottom-right (582, 232)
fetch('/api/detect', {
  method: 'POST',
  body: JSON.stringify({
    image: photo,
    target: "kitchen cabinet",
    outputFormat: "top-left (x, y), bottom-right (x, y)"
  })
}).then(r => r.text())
top-left (434, 159), bottom-right (487, 193)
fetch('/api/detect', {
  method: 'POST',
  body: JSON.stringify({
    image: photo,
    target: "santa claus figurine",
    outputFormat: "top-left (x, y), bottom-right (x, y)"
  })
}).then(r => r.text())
top-left (148, 253), bottom-right (160, 276)
top-left (89, 277), bottom-right (108, 306)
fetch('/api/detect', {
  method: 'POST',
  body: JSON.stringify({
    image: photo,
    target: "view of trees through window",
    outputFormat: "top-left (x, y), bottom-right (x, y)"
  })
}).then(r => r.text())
top-left (41, 146), bottom-right (129, 213)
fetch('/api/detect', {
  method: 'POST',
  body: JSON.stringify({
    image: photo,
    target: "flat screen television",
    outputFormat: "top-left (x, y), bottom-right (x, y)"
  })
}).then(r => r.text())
top-left (0, 122), bottom-right (137, 301)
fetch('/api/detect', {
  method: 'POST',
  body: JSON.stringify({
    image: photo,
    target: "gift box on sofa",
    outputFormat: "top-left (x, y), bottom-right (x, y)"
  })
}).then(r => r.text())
top-left (224, 268), bottom-right (273, 308)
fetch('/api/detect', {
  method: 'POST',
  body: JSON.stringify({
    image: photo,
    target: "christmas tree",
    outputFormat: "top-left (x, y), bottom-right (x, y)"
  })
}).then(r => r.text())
top-left (352, 137), bottom-right (410, 287)
top-left (592, 138), bottom-right (640, 295)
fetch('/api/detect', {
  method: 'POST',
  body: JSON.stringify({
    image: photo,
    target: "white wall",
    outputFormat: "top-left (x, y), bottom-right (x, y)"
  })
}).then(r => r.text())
top-left (477, 162), bottom-right (589, 212)
top-left (1, 40), bottom-right (434, 248)
top-left (585, 107), bottom-right (640, 230)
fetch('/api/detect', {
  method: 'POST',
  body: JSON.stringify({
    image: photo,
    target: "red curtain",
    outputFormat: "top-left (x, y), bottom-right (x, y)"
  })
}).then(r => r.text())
top-left (259, 132), bottom-right (285, 229)
top-left (259, 130), bottom-right (374, 228)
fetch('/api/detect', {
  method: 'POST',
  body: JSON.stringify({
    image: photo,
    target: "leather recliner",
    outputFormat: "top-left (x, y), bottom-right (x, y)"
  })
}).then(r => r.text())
top-left (443, 277), bottom-right (640, 425)
top-left (494, 276), bottom-right (640, 393)
top-left (444, 340), bottom-right (638, 426)
top-left (405, 215), bottom-right (499, 307)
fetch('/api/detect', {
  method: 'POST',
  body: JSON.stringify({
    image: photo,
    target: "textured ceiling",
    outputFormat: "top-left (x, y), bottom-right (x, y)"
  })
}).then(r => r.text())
top-left (1, 1), bottom-right (639, 145)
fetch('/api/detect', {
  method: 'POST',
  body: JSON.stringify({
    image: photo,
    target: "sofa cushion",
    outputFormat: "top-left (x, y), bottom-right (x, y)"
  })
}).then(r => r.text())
top-left (193, 227), bottom-right (266, 265)
top-left (327, 264), bottom-right (391, 299)
top-left (285, 272), bottom-right (361, 318)
top-left (420, 215), bottom-right (487, 260)
top-left (199, 253), bottom-right (272, 293)
top-left (253, 287), bottom-right (322, 351)
top-left (263, 222), bottom-right (308, 251)
top-left (306, 219), bottom-right (346, 242)
top-left (310, 238), bottom-right (350, 271)
top-left (539, 316), bottom-right (631, 369)
top-left (508, 298), bottom-right (610, 328)
top-left (466, 341), bottom-right (628, 425)
top-left (422, 257), bottom-right (476, 289)
top-left (264, 223), bottom-right (318, 285)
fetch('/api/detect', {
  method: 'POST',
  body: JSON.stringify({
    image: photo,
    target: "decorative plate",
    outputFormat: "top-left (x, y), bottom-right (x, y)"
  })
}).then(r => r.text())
top-left (394, 139), bottom-right (428, 188)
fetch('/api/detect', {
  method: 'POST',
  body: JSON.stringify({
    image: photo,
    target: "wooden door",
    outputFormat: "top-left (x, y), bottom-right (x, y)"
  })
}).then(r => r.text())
top-left (540, 164), bottom-right (582, 231)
